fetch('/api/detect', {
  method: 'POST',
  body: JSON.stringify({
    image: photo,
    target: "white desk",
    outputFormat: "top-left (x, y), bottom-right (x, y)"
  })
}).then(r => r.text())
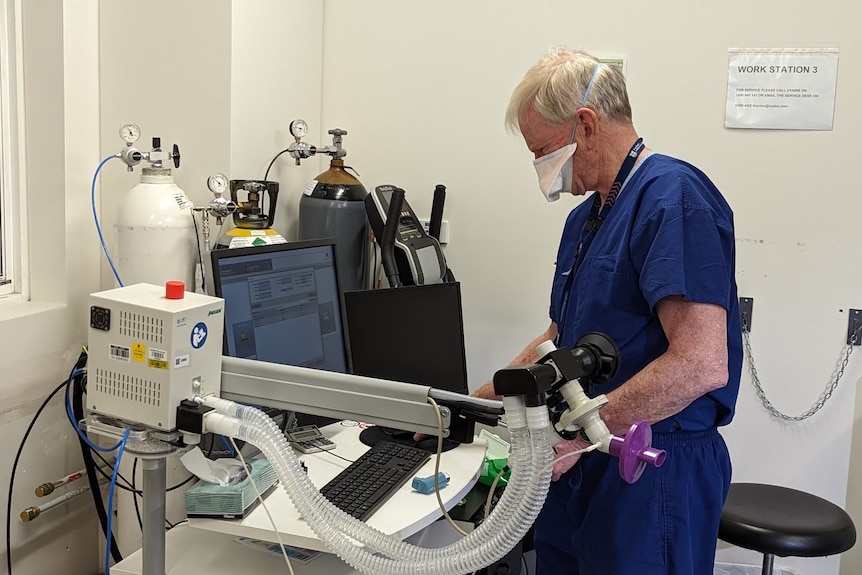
top-left (113, 520), bottom-right (472, 575)
top-left (113, 423), bottom-right (486, 575)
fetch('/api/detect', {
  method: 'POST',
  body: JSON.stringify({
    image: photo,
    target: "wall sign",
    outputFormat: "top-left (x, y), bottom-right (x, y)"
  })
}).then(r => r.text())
top-left (725, 48), bottom-right (839, 130)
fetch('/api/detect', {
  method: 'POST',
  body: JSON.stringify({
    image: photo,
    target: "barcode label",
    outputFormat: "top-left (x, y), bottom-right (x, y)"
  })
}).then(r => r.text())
top-left (109, 345), bottom-right (130, 362)
top-left (149, 348), bottom-right (167, 361)
top-left (173, 191), bottom-right (193, 210)
top-left (148, 359), bottom-right (169, 370)
top-left (233, 538), bottom-right (320, 564)
top-left (304, 179), bottom-right (318, 196)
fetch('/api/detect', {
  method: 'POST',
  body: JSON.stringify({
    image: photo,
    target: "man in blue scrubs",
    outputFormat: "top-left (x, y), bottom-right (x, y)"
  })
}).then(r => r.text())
top-left (473, 48), bottom-right (742, 574)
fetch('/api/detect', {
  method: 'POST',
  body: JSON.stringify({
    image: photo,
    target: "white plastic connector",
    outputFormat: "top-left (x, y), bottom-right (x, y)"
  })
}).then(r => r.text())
top-left (420, 219), bottom-right (450, 244)
top-left (502, 396), bottom-right (527, 429)
top-left (203, 412), bottom-right (242, 437)
top-left (525, 405), bottom-right (551, 430)
top-left (535, 340), bottom-right (557, 358)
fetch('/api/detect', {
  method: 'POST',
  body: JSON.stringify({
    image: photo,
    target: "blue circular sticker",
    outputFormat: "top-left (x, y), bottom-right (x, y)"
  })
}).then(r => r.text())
top-left (191, 322), bottom-right (208, 349)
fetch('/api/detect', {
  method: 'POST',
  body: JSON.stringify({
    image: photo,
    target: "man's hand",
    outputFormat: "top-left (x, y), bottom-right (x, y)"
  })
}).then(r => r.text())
top-left (552, 437), bottom-right (592, 481)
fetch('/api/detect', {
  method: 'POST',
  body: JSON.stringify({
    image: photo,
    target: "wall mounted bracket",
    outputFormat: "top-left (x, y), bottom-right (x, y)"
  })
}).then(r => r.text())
top-left (848, 309), bottom-right (861, 346)
top-left (739, 297), bottom-right (754, 333)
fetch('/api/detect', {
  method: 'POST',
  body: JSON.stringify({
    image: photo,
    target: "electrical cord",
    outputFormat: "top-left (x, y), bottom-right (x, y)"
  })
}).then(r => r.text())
top-left (167, 475), bottom-right (195, 492)
top-left (315, 449), bottom-right (355, 464)
top-left (426, 397), bottom-right (471, 537)
top-left (228, 436), bottom-right (296, 575)
top-left (466, 465), bottom-right (512, 575)
top-left (65, 376), bottom-right (125, 454)
top-left (68, 355), bottom-right (124, 564)
top-left (131, 458), bottom-right (197, 532)
top-left (165, 519), bottom-right (188, 531)
top-left (132, 458), bottom-right (142, 531)
top-left (482, 465), bottom-right (509, 522)
top-left (89, 450), bottom-right (139, 494)
top-left (6, 371), bottom-right (81, 575)
top-left (105, 428), bottom-right (130, 575)
top-left (476, 443), bottom-right (598, 575)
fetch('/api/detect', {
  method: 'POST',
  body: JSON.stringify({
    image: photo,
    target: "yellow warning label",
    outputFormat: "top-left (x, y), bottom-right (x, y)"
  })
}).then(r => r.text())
top-left (131, 342), bottom-right (146, 363)
top-left (148, 359), bottom-right (169, 370)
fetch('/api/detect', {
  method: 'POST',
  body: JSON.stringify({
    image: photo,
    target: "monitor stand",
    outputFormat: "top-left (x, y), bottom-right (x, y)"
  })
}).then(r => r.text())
top-left (359, 426), bottom-right (460, 453)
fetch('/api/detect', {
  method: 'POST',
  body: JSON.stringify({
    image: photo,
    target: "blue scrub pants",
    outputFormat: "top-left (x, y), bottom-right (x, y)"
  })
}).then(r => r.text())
top-left (533, 428), bottom-right (731, 575)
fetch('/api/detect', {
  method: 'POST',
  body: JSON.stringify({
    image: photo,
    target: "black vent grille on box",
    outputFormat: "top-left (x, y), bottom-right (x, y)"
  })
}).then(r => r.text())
top-left (94, 369), bottom-right (162, 407)
top-left (119, 311), bottom-right (164, 343)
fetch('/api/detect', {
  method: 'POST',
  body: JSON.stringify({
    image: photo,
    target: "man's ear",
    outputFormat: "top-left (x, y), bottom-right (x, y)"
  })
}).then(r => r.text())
top-left (577, 108), bottom-right (599, 139)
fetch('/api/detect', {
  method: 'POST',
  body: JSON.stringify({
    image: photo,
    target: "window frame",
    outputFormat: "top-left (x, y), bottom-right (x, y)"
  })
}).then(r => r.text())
top-left (0, 0), bottom-right (25, 299)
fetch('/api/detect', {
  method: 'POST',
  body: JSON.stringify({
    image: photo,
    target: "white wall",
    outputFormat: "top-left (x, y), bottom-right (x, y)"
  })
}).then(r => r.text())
top-left (229, 1), bottom-right (326, 240)
top-left (98, 1), bottom-right (234, 292)
top-left (98, 1), bottom-right (234, 554)
top-left (0, 0), bottom-right (102, 573)
top-left (16, 1), bottom-right (858, 573)
top-left (316, 2), bottom-right (862, 574)
top-left (97, 0), bottom-right (328, 557)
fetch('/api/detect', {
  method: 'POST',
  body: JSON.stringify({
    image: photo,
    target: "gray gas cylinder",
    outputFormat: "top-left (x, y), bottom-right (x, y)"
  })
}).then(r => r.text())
top-left (299, 159), bottom-right (369, 292)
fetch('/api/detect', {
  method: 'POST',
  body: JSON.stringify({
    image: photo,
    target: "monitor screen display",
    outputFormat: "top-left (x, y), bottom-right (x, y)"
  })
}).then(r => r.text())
top-left (210, 239), bottom-right (350, 374)
top-left (343, 282), bottom-right (468, 395)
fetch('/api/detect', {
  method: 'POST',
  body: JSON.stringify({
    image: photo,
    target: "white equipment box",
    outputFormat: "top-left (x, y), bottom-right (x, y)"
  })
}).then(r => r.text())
top-left (87, 282), bottom-right (224, 430)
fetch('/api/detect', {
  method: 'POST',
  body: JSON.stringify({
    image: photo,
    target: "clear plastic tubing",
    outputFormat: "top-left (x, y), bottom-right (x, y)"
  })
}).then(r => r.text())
top-left (204, 396), bottom-right (553, 575)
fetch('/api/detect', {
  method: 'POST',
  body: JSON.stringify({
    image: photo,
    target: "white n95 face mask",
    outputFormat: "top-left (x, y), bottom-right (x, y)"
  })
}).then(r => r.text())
top-left (533, 142), bottom-right (576, 202)
top-left (531, 62), bottom-right (603, 203)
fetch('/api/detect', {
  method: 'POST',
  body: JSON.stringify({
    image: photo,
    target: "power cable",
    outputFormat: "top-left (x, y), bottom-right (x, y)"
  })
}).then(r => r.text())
top-left (6, 353), bottom-right (89, 575)
top-left (68, 357), bottom-right (124, 563)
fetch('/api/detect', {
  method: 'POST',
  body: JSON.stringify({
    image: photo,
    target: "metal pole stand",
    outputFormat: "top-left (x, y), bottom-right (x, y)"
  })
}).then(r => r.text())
top-left (126, 439), bottom-right (177, 575)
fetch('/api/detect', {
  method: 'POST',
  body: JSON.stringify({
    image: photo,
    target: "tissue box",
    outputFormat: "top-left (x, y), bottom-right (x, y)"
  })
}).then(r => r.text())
top-left (185, 458), bottom-right (279, 519)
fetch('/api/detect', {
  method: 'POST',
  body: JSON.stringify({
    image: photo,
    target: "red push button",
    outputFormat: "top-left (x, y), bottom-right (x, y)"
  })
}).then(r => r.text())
top-left (165, 281), bottom-right (185, 299)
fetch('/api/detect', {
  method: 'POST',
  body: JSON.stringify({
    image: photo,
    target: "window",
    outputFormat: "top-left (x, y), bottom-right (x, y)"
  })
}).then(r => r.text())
top-left (0, 0), bottom-right (23, 298)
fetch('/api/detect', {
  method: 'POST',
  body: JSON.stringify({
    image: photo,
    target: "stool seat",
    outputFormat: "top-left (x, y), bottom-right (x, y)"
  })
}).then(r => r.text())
top-left (720, 483), bottom-right (856, 558)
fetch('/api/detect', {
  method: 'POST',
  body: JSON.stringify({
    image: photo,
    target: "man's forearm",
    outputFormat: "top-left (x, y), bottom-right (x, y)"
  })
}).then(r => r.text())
top-left (598, 351), bottom-right (727, 436)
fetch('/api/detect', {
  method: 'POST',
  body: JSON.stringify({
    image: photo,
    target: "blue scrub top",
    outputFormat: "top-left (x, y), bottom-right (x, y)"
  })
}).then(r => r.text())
top-left (550, 153), bottom-right (742, 430)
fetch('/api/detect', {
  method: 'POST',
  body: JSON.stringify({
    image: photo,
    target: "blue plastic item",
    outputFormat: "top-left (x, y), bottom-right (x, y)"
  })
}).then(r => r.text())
top-left (412, 472), bottom-right (450, 494)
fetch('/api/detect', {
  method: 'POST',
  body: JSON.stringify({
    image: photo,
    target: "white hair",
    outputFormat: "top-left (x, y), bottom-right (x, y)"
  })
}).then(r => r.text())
top-left (506, 47), bottom-right (632, 132)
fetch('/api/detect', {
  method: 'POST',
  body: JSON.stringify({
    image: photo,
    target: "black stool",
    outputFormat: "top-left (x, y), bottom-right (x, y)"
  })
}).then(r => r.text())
top-left (719, 483), bottom-right (856, 575)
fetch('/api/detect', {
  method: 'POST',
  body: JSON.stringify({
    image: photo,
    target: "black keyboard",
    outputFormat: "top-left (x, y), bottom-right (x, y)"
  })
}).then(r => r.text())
top-left (319, 440), bottom-right (432, 521)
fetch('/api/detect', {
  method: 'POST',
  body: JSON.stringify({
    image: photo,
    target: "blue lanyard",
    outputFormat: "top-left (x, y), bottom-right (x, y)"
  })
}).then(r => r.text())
top-left (555, 138), bottom-right (645, 346)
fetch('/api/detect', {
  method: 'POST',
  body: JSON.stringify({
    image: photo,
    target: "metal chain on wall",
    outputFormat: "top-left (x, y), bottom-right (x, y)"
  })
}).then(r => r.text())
top-left (742, 318), bottom-right (860, 421)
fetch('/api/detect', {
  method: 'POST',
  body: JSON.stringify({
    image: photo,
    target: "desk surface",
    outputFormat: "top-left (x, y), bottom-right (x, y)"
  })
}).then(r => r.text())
top-left (188, 422), bottom-right (486, 552)
top-left (113, 519), bottom-right (472, 575)
top-left (112, 525), bottom-right (355, 575)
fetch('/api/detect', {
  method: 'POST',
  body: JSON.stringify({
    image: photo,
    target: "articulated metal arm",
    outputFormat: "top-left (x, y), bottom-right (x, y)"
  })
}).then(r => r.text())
top-left (219, 356), bottom-right (503, 440)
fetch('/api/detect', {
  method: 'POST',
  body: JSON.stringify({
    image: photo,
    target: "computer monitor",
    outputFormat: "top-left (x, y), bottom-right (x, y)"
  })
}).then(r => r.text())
top-left (210, 239), bottom-right (350, 375)
top-left (343, 282), bottom-right (468, 394)
top-left (343, 282), bottom-right (469, 450)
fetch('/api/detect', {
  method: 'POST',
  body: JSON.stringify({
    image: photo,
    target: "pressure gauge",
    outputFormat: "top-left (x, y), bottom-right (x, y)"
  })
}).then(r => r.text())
top-left (207, 173), bottom-right (228, 195)
top-left (119, 122), bottom-right (141, 144)
top-left (289, 119), bottom-right (309, 139)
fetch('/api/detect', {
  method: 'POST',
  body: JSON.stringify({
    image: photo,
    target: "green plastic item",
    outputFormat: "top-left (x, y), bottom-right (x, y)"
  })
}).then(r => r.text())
top-left (479, 458), bottom-right (511, 487)
top-left (477, 429), bottom-right (511, 487)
